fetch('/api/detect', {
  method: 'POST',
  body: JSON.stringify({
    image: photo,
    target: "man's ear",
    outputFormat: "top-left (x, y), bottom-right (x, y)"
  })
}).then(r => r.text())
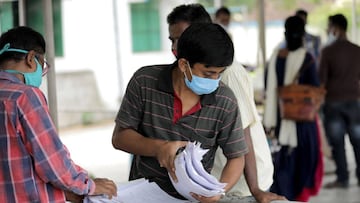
top-left (178, 58), bottom-right (188, 73)
top-left (24, 50), bottom-right (37, 71)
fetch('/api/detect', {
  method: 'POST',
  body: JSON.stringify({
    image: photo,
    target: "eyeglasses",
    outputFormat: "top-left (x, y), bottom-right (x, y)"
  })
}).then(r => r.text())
top-left (35, 54), bottom-right (50, 76)
top-left (42, 58), bottom-right (50, 76)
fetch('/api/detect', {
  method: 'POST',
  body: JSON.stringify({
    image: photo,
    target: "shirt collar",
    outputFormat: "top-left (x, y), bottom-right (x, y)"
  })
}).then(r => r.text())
top-left (0, 71), bottom-right (23, 84)
top-left (157, 62), bottom-right (217, 105)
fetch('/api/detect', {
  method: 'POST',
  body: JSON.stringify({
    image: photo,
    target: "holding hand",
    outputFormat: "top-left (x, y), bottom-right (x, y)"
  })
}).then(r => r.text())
top-left (252, 189), bottom-right (287, 203)
top-left (92, 178), bottom-right (117, 199)
top-left (155, 140), bottom-right (188, 182)
top-left (64, 190), bottom-right (84, 203)
top-left (191, 193), bottom-right (222, 203)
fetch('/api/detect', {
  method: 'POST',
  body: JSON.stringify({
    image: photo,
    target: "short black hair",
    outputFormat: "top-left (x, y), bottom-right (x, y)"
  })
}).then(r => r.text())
top-left (329, 14), bottom-right (347, 31)
top-left (0, 26), bottom-right (45, 64)
top-left (177, 23), bottom-right (234, 67)
top-left (215, 6), bottom-right (231, 17)
top-left (167, 4), bottom-right (212, 25)
top-left (295, 9), bottom-right (307, 17)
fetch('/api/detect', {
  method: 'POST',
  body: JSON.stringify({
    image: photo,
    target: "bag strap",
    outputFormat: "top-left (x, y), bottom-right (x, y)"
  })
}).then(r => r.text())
top-left (276, 49), bottom-right (313, 85)
top-left (291, 53), bottom-right (314, 84)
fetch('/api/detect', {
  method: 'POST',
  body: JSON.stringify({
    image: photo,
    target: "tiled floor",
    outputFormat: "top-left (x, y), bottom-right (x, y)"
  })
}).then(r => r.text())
top-left (59, 121), bottom-right (360, 203)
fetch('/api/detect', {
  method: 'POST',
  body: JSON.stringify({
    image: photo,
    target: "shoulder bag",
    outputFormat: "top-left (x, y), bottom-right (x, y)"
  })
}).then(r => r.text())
top-left (277, 64), bottom-right (326, 122)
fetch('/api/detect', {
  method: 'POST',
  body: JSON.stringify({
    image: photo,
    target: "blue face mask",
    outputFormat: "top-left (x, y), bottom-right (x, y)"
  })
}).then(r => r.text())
top-left (0, 43), bottom-right (43, 87)
top-left (184, 62), bottom-right (221, 95)
top-left (5, 59), bottom-right (43, 87)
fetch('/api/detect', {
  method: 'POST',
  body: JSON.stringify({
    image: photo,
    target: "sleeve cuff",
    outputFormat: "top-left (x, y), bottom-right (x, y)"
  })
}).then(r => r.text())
top-left (87, 178), bottom-right (96, 195)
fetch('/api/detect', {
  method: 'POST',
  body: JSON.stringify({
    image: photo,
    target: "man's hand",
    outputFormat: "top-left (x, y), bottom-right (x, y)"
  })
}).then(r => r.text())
top-left (191, 193), bottom-right (222, 203)
top-left (155, 140), bottom-right (188, 182)
top-left (92, 178), bottom-right (117, 199)
top-left (64, 190), bottom-right (84, 203)
top-left (252, 189), bottom-right (287, 203)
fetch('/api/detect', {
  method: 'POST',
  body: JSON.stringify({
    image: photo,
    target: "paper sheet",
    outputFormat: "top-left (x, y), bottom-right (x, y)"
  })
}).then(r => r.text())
top-left (84, 178), bottom-right (191, 203)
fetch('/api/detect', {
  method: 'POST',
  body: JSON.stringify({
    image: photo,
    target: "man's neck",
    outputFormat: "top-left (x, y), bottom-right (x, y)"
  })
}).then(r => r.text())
top-left (337, 30), bottom-right (347, 40)
top-left (172, 67), bottom-right (201, 115)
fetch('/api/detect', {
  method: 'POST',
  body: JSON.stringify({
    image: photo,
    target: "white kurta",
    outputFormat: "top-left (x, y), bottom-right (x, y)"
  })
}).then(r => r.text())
top-left (211, 60), bottom-right (274, 196)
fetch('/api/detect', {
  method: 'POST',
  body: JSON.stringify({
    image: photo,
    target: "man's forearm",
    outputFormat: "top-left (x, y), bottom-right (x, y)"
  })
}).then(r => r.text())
top-left (111, 124), bottom-right (165, 157)
top-left (243, 127), bottom-right (261, 193)
top-left (219, 156), bottom-right (245, 192)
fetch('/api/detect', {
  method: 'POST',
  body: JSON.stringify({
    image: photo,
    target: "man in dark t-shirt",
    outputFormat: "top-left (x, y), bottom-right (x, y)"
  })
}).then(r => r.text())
top-left (319, 14), bottom-right (360, 189)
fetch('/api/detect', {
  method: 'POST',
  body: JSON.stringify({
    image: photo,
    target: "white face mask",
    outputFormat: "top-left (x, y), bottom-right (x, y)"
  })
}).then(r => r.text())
top-left (326, 32), bottom-right (338, 46)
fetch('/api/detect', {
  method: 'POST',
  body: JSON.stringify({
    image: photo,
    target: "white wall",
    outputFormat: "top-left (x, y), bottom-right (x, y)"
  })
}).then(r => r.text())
top-left (57, 0), bottom-right (120, 110)
top-left (56, 0), bottom-right (183, 114)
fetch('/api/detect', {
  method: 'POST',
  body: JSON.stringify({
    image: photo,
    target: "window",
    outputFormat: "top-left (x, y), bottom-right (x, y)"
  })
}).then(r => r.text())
top-left (0, 2), bottom-right (18, 33)
top-left (26, 0), bottom-right (63, 56)
top-left (130, 0), bottom-right (161, 52)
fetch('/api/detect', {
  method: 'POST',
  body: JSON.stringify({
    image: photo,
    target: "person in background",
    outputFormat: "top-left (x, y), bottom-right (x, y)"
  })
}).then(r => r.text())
top-left (0, 26), bottom-right (117, 203)
top-left (214, 6), bottom-right (231, 30)
top-left (296, 8), bottom-right (332, 161)
top-left (295, 9), bottom-right (321, 62)
top-left (112, 22), bottom-right (248, 203)
top-left (319, 14), bottom-right (360, 189)
top-left (167, 4), bottom-right (285, 203)
top-left (263, 15), bottom-right (323, 202)
top-left (273, 9), bottom-right (321, 64)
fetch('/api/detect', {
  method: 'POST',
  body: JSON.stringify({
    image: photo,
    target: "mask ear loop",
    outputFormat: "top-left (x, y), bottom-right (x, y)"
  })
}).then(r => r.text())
top-left (0, 43), bottom-right (42, 77)
top-left (185, 61), bottom-right (194, 80)
top-left (0, 43), bottom-right (29, 55)
top-left (183, 61), bottom-right (192, 83)
top-left (186, 61), bottom-right (193, 73)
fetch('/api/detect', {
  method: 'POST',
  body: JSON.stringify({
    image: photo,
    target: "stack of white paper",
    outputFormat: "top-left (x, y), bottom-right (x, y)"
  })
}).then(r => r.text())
top-left (83, 178), bottom-right (191, 203)
top-left (170, 142), bottom-right (227, 202)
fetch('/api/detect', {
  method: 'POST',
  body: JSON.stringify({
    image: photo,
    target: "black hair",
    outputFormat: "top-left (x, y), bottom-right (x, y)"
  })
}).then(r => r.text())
top-left (295, 9), bottom-right (307, 17)
top-left (329, 14), bottom-right (347, 31)
top-left (215, 6), bottom-right (231, 17)
top-left (167, 4), bottom-right (212, 25)
top-left (284, 15), bottom-right (305, 51)
top-left (0, 26), bottom-right (46, 65)
top-left (177, 23), bottom-right (234, 67)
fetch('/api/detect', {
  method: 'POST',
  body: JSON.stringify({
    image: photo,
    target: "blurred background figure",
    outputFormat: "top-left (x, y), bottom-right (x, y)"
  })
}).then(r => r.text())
top-left (295, 8), bottom-right (332, 161)
top-left (263, 15), bottom-right (323, 202)
top-left (295, 9), bottom-right (321, 63)
top-left (214, 6), bottom-right (231, 32)
top-left (319, 13), bottom-right (360, 189)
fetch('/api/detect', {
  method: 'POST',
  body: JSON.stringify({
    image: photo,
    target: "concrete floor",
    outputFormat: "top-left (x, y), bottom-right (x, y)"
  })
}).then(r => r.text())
top-left (309, 151), bottom-right (360, 203)
top-left (59, 121), bottom-right (360, 203)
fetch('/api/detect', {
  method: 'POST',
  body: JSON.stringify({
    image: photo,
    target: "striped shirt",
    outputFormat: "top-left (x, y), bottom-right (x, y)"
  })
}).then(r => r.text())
top-left (116, 63), bottom-right (248, 199)
top-left (0, 72), bottom-right (94, 203)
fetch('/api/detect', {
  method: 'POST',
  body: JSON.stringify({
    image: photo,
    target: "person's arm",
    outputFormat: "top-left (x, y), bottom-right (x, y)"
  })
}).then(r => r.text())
top-left (64, 178), bottom-right (118, 202)
top-left (220, 156), bottom-right (245, 192)
top-left (112, 125), bottom-right (187, 181)
top-left (112, 125), bottom-right (167, 157)
top-left (243, 127), bottom-right (259, 192)
top-left (20, 88), bottom-right (117, 198)
top-left (243, 127), bottom-right (286, 203)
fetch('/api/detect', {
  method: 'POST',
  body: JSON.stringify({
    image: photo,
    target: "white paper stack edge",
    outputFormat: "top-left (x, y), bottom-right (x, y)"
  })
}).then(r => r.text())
top-left (169, 142), bottom-right (227, 202)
